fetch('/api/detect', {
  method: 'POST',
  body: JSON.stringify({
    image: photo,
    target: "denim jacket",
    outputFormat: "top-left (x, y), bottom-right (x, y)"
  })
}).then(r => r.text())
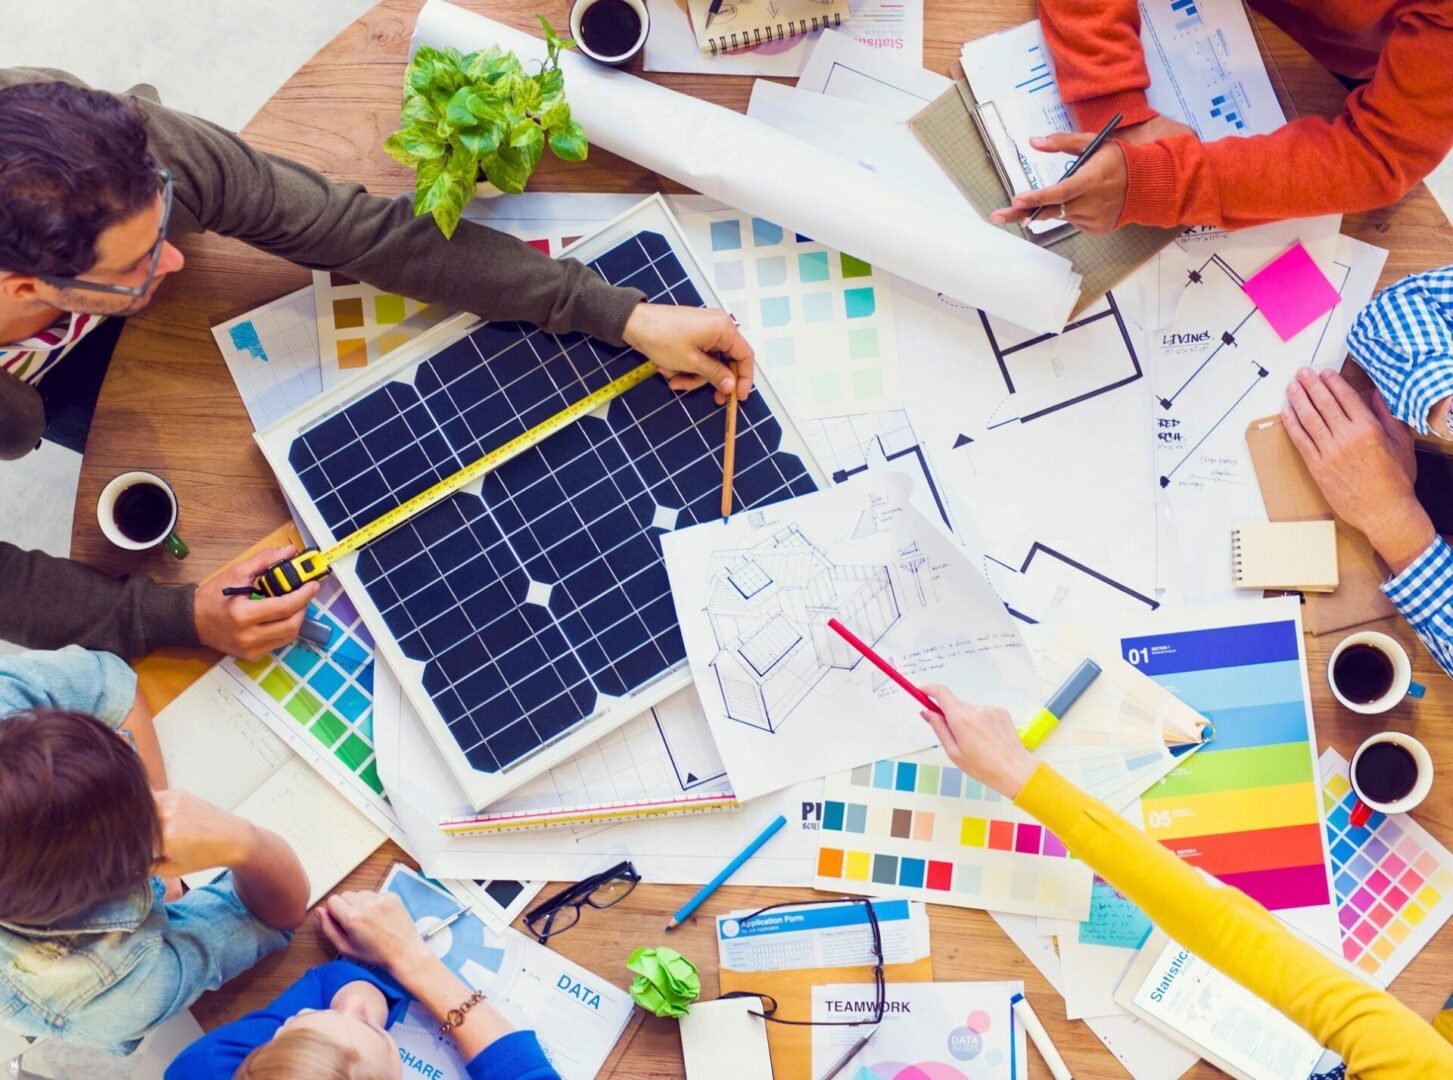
top-left (0, 874), bottom-right (290, 1054)
top-left (0, 647), bottom-right (290, 1052)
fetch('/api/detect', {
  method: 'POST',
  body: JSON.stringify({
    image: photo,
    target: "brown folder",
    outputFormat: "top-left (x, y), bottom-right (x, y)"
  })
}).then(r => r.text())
top-left (1244, 415), bottom-right (1395, 635)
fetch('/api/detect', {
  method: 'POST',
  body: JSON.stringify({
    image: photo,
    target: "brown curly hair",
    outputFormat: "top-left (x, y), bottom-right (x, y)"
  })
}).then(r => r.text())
top-left (0, 80), bottom-right (161, 277)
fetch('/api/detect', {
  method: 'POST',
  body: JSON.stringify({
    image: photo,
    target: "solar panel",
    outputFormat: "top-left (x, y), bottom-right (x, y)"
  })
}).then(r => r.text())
top-left (258, 196), bottom-right (823, 808)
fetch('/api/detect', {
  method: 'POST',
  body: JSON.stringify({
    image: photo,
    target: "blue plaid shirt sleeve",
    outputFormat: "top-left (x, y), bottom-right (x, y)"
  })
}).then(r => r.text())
top-left (1382, 537), bottom-right (1453, 679)
top-left (1347, 265), bottom-right (1453, 435)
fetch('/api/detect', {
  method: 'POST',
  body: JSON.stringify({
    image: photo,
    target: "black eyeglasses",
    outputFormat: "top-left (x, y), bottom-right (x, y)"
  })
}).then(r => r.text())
top-left (523, 860), bottom-right (640, 944)
top-left (37, 167), bottom-right (173, 298)
top-left (723, 897), bottom-right (886, 1027)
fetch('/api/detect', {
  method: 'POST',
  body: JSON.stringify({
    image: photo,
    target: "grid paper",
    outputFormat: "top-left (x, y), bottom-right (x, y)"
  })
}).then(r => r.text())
top-left (909, 82), bottom-right (1182, 317)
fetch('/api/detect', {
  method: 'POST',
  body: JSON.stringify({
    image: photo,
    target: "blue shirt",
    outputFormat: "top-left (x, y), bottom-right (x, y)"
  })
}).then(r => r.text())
top-left (0, 648), bottom-right (291, 1052)
top-left (165, 960), bottom-right (559, 1080)
top-left (1346, 268), bottom-right (1453, 679)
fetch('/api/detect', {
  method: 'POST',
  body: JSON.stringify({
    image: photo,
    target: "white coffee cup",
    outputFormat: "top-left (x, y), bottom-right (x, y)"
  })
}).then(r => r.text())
top-left (97, 470), bottom-right (189, 559)
top-left (1348, 731), bottom-right (1433, 826)
top-left (569, 0), bottom-right (650, 65)
top-left (1327, 630), bottom-right (1424, 714)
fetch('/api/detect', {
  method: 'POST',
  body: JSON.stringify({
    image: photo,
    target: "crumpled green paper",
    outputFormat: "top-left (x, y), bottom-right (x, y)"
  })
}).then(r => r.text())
top-left (627, 945), bottom-right (700, 1017)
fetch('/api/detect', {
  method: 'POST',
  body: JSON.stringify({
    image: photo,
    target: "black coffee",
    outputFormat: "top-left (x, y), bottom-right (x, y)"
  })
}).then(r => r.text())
top-left (1355, 741), bottom-right (1419, 804)
top-left (580, 0), bottom-right (641, 58)
top-left (114, 482), bottom-right (173, 543)
top-left (1333, 643), bottom-right (1395, 705)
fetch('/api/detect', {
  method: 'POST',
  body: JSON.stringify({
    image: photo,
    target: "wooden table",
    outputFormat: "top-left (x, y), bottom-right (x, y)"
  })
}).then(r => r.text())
top-left (71, 1), bottom-right (1453, 1075)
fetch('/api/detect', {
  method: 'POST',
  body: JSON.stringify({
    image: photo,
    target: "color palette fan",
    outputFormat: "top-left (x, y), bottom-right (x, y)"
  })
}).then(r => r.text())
top-left (1320, 747), bottom-right (1453, 983)
top-left (259, 196), bottom-right (823, 808)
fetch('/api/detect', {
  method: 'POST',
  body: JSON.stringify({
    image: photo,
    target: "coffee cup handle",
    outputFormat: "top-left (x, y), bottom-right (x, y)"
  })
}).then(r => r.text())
top-left (1350, 798), bottom-right (1373, 828)
top-left (164, 532), bottom-right (190, 560)
top-left (1408, 681), bottom-right (1426, 700)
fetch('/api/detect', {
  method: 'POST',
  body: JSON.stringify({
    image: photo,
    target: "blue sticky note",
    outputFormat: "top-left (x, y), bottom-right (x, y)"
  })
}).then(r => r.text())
top-left (760, 297), bottom-right (791, 327)
top-left (1078, 877), bottom-right (1153, 948)
top-left (228, 320), bottom-right (268, 362)
top-left (752, 218), bottom-right (784, 246)
top-left (844, 287), bottom-right (876, 319)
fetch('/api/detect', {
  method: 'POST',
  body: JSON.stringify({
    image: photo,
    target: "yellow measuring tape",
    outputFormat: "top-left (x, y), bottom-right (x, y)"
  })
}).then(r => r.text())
top-left (251, 359), bottom-right (660, 598)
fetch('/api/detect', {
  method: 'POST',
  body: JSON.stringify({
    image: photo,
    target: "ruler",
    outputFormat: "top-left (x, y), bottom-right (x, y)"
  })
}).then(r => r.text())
top-left (437, 793), bottom-right (742, 835)
top-left (252, 359), bottom-right (659, 597)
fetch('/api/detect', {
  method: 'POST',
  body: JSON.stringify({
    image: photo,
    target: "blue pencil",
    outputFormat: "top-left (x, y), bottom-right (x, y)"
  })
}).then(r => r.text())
top-left (664, 814), bottom-right (787, 931)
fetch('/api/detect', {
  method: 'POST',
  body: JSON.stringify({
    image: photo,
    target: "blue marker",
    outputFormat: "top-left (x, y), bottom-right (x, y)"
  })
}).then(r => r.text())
top-left (1019, 658), bottom-right (1101, 750)
top-left (664, 814), bottom-right (787, 931)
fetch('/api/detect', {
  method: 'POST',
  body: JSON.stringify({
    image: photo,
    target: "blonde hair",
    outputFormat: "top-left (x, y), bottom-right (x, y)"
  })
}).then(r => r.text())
top-left (234, 1028), bottom-right (370, 1080)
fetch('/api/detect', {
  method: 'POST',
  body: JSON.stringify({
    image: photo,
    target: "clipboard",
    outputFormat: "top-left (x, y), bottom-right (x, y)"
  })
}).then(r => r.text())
top-left (909, 72), bottom-right (1182, 320)
top-left (1244, 415), bottom-right (1396, 635)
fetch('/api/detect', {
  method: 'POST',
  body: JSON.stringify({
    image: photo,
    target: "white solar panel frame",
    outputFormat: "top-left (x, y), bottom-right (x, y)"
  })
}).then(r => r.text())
top-left (256, 195), bottom-right (826, 808)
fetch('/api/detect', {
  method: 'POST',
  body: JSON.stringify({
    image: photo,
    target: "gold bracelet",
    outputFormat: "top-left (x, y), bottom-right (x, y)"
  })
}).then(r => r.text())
top-left (438, 989), bottom-right (485, 1035)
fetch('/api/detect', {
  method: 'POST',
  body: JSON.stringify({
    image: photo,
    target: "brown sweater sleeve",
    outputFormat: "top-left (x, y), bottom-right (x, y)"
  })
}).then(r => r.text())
top-left (130, 91), bottom-right (645, 344)
top-left (0, 542), bottom-right (199, 657)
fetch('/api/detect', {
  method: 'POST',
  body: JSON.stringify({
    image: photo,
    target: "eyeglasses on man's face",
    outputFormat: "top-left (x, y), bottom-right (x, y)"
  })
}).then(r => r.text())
top-left (36, 167), bottom-right (174, 299)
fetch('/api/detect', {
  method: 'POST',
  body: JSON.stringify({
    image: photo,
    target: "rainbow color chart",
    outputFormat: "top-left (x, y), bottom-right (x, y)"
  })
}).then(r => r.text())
top-left (816, 754), bottom-right (1092, 920)
top-left (1118, 600), bottom-right (1339, 948)
top-left (1320, 748), bottom-right (1453, 982)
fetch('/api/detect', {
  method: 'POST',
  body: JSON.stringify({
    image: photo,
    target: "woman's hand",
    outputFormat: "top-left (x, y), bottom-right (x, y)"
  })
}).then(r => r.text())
top-left (919, 685), bottom-right (1038, 800)
top-left (317, 890), bottom-right (436, 983)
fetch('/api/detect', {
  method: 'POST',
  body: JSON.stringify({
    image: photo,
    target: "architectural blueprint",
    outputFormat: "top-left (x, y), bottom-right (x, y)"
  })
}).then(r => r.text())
top-left (896, 281), bottom-right (1161, 624)
top-left (1147, 227), bottom-right (1386, 603)
top-left (663, 473), bottom-right (1038, 800)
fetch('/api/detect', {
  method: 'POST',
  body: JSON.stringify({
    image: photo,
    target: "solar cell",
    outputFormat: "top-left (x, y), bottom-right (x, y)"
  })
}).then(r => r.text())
top-left (261, 197), bottom-right (822, 807)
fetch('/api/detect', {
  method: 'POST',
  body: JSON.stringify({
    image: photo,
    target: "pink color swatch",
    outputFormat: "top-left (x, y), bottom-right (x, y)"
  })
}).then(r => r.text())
top-left (1243, 242), bottom-right (1341, 341)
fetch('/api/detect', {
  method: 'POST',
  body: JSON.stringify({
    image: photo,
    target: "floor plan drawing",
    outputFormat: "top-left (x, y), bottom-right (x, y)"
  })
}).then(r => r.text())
top-left (800, 410), bottom-right (956, 533)
top-left (705, 524), bottom-right (900, 733)
top-left (899, 286), bottom-right (1160, 624)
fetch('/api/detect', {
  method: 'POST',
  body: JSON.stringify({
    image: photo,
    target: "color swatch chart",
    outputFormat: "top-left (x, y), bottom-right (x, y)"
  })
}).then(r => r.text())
top-left (1119, 601), bottom-right (1339, 949)
top-left (816, 753), bottom-right (1093, 920)
top-left (681, 208), bottom-right (902, 420)
top-left (1320, 748), bottom-right (1453, 983)
top-left (226, 576), bottom-right (400, 842)
top-left (312, 232), bottom-right (585, 391)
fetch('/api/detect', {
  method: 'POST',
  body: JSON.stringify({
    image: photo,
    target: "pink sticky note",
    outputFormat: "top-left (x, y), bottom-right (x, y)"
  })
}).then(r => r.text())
top-left (1243, 242), bottom-right (1341, 341)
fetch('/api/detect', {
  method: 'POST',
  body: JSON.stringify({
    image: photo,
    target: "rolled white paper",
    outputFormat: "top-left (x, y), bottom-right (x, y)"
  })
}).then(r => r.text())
top-left (412, 0), bottom-right (1082, 334)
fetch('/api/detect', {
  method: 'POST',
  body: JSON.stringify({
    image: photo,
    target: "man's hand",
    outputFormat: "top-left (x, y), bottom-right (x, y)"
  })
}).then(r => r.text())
top-left (1115, 115), bottom-right (1196, 146)
top-left (194, 544), bottom-right (319, 659)
top-left (152, 788), bottom-right (256, 877)
top-left (1283, 367), bottom-right (1436, 574)
top-left (988, 132), bottom-right (1129, 236)
top-left (623, 303), bottom-right (754, 406)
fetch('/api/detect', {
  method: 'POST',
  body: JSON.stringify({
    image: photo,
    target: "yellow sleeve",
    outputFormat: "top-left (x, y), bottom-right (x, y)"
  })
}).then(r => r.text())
top-left (1015, 764), bottom-right (1453, 1079)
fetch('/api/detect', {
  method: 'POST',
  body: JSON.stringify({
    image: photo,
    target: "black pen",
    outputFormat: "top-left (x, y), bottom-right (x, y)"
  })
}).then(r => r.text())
top-left (1026, 112), bottom-right (1123, 222)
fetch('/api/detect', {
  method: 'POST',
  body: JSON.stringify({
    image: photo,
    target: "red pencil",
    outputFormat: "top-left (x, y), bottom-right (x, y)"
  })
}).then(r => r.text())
top-left (827, 618), bottom-right (944, 715)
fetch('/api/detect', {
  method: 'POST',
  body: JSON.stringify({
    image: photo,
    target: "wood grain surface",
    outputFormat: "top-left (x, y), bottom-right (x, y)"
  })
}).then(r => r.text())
top-left (68, 1), bottom-right (1453, 1075)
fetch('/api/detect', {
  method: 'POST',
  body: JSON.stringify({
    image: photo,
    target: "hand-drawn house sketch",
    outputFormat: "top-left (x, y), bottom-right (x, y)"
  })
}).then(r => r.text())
top-left (704, 524), bottom-right (900, 733)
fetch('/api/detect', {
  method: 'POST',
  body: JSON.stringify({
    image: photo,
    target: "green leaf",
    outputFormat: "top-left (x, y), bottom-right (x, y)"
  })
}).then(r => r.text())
top-left (412, 155), bottom-right (449, 216)
top-left (548, 120), bottom-right (588, 162)
top-left (538, 67), bottom-right (564, 101)
top-left (401, 93), bottom-right (438, 126)
top-left (485, 143), bottom-right (535, 194)
top-left (384, 125), bottom-right (446, 164)
top-left (463, 45), bottom-right (506, 80)
top-left (445, 88), bottom-right (482, 129)
top-left (458, 127), bottom-right (501, 156)
top-left (540, 100), bottom-right (570, 130)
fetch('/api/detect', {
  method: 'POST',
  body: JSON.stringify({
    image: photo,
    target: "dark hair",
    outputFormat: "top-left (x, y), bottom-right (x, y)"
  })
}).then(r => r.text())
top-left (0, 709), bottom-right (161, 925)
top-left (0, 81), bottom-right (160, 277)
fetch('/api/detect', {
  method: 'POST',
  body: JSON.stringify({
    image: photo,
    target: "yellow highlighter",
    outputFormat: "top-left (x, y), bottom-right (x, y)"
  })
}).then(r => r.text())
top-left (1020, 658), bottom-right (1102, 750)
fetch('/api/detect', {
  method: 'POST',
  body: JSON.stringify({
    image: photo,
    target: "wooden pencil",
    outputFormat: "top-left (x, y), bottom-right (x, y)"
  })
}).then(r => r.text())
top-left (721, 362), bottom-right (739, 521)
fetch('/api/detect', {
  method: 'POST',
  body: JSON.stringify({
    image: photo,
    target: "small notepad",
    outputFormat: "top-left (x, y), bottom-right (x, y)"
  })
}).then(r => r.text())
top-left (1232, 520), bottom-right (1339, 592)
top-left (688, 0), bottom-right (848, 56)
top-left (679, 997), bottom-right (774, 1079)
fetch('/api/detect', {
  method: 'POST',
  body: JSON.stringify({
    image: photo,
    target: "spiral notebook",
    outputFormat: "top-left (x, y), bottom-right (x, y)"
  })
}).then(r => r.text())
top-left (688, 0), bottom-right (849, 56)
top-left (1232, 520), bottom-right (1339, 592)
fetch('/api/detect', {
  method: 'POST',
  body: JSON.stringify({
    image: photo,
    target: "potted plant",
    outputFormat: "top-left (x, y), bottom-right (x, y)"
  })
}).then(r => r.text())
top-left (384, 17), bottom-right (589, 238)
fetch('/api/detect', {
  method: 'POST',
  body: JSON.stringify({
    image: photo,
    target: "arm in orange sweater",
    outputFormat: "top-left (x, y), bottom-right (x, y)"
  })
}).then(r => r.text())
top-left (1037, 2), bottom-right (1453, 228)
top-left (1037, 0), bottom-right (1158, 132)
top-left (1016, 763), bottom-right (1453, 1079)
